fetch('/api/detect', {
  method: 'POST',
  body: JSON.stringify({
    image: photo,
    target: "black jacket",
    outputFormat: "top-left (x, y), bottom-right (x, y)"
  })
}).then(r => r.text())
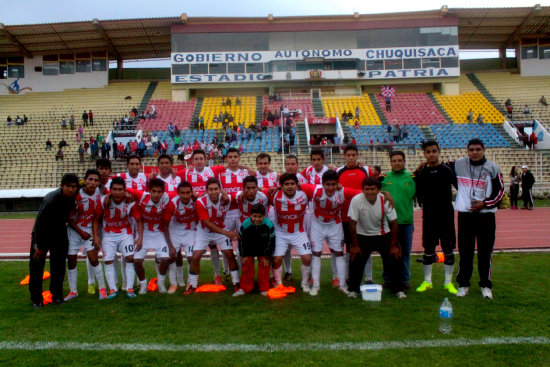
top-left (238, 218), bottom-right (275, 257)
top-left (32, 188), bottom-right (75, 250)
top-left (521, 171), bottom-right (535, 189)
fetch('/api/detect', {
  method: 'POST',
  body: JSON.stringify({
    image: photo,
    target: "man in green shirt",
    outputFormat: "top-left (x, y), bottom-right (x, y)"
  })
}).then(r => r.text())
top-left (380, 151), bottom-right (416, 287)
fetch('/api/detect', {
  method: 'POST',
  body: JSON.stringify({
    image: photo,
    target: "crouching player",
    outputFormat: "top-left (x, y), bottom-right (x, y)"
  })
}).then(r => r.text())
top-left (186, 178), bottom-right (241, 295)
top-left (65, 169), bottom-right (107, 301)
top-left (300, 170), bottom-right (360, 296)
top-left (270, 173), bottom-right (312, 292)
top-left (93, 177), bottom-right (142, 298)
top-left (128, 178), bottom-right (176, 294)
top-left (234, 204), bottom-right (275, 296)
top-left (167, 181), bottom-right (198, 293)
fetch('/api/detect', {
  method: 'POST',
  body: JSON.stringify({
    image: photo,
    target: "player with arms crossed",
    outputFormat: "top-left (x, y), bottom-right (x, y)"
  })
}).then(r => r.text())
top-left (186, 178), bottom-right (241, 295)
top-left (93, 177), bottom-right (143, 298)
top-left (64, 169), bottom-right (107, 301)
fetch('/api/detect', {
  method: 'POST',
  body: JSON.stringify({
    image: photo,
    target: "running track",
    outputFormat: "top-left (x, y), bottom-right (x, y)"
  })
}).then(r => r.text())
top-left (1, 208), bottom-right (549, 257)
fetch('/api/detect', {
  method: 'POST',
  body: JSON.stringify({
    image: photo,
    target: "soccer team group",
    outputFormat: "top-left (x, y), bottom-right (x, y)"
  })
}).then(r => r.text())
top-left (31, 138), bottom-right (505, 305)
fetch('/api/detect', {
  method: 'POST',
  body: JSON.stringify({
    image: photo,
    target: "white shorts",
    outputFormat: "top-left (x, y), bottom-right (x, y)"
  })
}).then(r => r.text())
top-left (67, 227), bottom-right (94, 255)
top-left (310, 220), bottom-right (344, 253)
top-left (274, 230), bottom-right (311, 257)
top-left (195, 227), bottom-right (232, 252)
top-left (134, 230), bottom-right (169, 260)
top-left (170, 228), bottom-right (196, 257)
top-left (224, 210), bottom-right (241, 232)
top-left (102, 234), bottom-right (135, 262)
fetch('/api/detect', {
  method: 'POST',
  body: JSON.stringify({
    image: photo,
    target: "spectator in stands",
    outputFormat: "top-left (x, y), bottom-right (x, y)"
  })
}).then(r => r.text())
top-left (540, 96), bottom-right (548, 107)
top-left (61, 116), bottom-right (67, 129)
top-left (78, 145), bottom-right (85, 163)
top-left (477, 114), bottom-right (484, 124)
top-left (199, 116), bottom-right (205, 130)
top-left (343, 135), bottom-right (349, 145)
top-left (101, 142), bottom-right (110, 159)
top-left (15, 115), bottom-right (22, 125)
top-left (401, 124), bottom-right (408, 140)
top-left (509, 166), bottom-right (521, 210)
top-left (523, 105), bottom-right (531, 117)
top-left (168, 123), bottom-right (175, 138)
top-left (520, 132), bottom-right (528, 148)
top-left (309, 135), bottom-right (316, 146)
top-left (23, 114), bottom-right (28, 124)
top-left (145, 140), bottom-right (152, 156)
top-left (58, 139), bottom-right (68, 149)
top-left (392, 126), bottom-right (400, 143)
top-left (78, 125), bottom-right (84, 139)
top-left (132, 106), bottom-right (138, 116)
top-left (151, 133), bottom-right (159, 151)
top-left (151, 105), bottom-right (156, 119)
top-left (88, 110), bottom-right (94, 126)
top-left (97, 134), bottom-right (103, 146)
top-left (506, 104), bottom-right (513, 119)
top-left (6, 116), bottom-right (12, 126)
top-left (351, 137), bottom-right (357, 145)
top-left (75, 133), bottom-right (80, 144)
top-left (355, 106), bottom-right (360, 119)
top-left (521, 165), bottom-right (535, 210)
top-left (236, 97), bottom-right (241, 106)
top-left (283, 105), bottom-right (290, 118)
top-left (46, 139), bottom-right (52, 151)
top-left (117, 142), bottom-right (124, 158)
top-left (529, 131), bottom-right (538, 150)
top-left (221, 98), bottom-right (226, 106)
top-left (173, 134), bottom-right (181, 152)
top-left (160, 140), bottom-right (168, 154)
top-left (137, 140), bottom-right (146, 158)
top-left (504, 98), bottom-right (512, 108)
top-left (385, 96), bottom-right (392, 112)
top-left (468, 110), bottom-right (474, 123)
top-left (90, 140), bottom-right (99, 160)
top-left (341, 111), bottom-right (348, 122)
top-left (82, 110), bottom-right (88, 127)
top-left (226, 98), bottom-right (232, 107)
top-left (56, 147), bottom-right (64, 161)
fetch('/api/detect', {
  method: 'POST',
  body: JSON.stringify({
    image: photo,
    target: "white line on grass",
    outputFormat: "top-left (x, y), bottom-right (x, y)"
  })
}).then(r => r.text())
top-left (0, 337), bottom-right (548, 352)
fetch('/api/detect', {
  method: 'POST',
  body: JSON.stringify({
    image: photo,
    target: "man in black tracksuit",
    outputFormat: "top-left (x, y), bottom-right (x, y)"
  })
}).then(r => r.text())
top-left (29, 174), bottom-right (79, 308)
top-left (521, 165), bottom-right (535, 210)
top-left (414, 140), bottom-right (458, 295)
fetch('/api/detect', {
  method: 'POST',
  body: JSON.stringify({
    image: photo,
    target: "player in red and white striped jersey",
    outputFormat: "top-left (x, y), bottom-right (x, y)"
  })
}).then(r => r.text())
top-left (268, 173), bottom-right (312, 292)
top-left (301, 149), bottom-right (329, 185)
top-left (186, 178), bottom-right (241, 295)
top-left (126, 179), bottom-right (175, 294)
top-left (156, 154), bottom-right (181, 193)
top-left (116, 155), bottom-right (147, 190)
top-left (300, 170), bottom-right (361, 296)
top-left (93, 177), bottom-right (143, 298)
top-left (166, 181), bottom-right (197, 293)
top-left (64, 169), bottom-right (107, 301)
top-left (176, 150), bottom-right (226, 196)
top-left (233, 176), bottom-right (269, 223)
top-left (255, 153), bottom-right (279, 190)
top-left (219, 148), bottom-right (249, 231)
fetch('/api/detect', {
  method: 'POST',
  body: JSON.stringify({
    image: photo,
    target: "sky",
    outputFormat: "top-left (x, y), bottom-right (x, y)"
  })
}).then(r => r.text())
top-left (0, 0), bottom-right (543, 67)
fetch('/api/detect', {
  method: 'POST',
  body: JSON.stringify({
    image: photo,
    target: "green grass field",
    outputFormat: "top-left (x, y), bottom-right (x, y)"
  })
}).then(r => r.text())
top-left (1, 254), bottom-right (549, 366)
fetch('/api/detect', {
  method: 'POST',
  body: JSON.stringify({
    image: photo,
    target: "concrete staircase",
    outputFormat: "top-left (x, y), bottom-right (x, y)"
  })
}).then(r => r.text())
top-left (367, 93), bottom-right (388, 125)
top-left (255, 96), bottom-right (263, 123)
top-left (312, 98), bottom-right (324, 117)
top-left (465, 73), bottom-right (507, 115)
top-left (138, 81), bottom-right (158, 113)
top-left (427, 93), bottom-right (454, 123)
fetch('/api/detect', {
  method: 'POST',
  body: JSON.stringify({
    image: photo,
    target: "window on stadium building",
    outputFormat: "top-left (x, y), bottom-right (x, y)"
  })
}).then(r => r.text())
top-left (0, 66), bottom-right (6, 79)
top-left (441, 57), bottom-right (459, 67)
top-left (227, 63), bottom-right (245, 73)
top-left (366, 60), bottom-right (384, 70)
top-left (191, 64), bottom-right (208, 74)
top-left (422, 58), bottom-right (440, 68)
top-left (331, 60), bottom-right (359, 70)
top-left (172, 64), bottom-right (190, 74)
top-left (43, 62), bottom-right (59, 76)
top-left (60, 61), bottom-right (75, 74)
top-left (7, 65), bottom-right (24, 78)
top-left (384, 59), bottom-right (403, 70)
top-left (246, 63), bottom-right (263, 73)
top-left (521, 46), bottom-right (538, 59)
top-left (540, 46), bottom-right (550, 60)
top-left (76, 60), bottom-right (91, 73)
top-left (209, 63), bottom-right (227, 73)
top-left (403, 58), bottom-right (421, 69)
top-left (92, 59), bottom-right (107, 71)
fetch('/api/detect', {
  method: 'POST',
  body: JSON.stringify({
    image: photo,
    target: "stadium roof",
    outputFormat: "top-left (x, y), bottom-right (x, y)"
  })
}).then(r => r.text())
top-left (0, 6), bottom-right (549, 60)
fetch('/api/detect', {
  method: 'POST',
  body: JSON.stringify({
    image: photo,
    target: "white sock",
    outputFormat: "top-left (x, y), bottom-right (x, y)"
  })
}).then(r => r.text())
top-left (236, 252), bottom-right (242, 271)
top-left (68, 268), bottom-right (78, 293)
top-left (231, 269), bottom-right (240, 285)
top-left (364, 256), bottom-right (373, 281)
top-left (273, 266), bottom-right (283, 285)
top-left (210, 249), bottom-right (221, 277)
top-left (92, 264), bottom-right (106, 289)
top-left (424, 264), bottom-right (433, 283)
top-left (168, 263), bottom-right (177, 285)
top-left (301, 264), bottom-right (312, 287)
top-left (336, 256), bottom-right (347, 288)
top-left (105, 263), bottom-right (117, 291)
top-left (283, 248), bottom-right (292, 274)
top-left (155, 261), bottom-right (161, 279)
top-left (311, 256), bottom-right (321, 287)
top-left (158, 273), bottom-right (166, 286)
top-left (112, 256), bottom-right (119, 287)
top-left (125, 264), bottom-right (136, 292)
top-left (189, 273), bottom-right (199, 288)
top-left (330, 253), bottom-right (337, 279)
top-left (120, 256), bottom-right (127, 288)
top-left (139, 279), bottom-right (147, 288)
top-left (86, 257), bottom-right (95, 285)
top-left (176, 265), bottom-right (185, 286)
top-left (222, 252), bottom-right (230, 274)
top-left (444, 264), bottom-right (454, 285)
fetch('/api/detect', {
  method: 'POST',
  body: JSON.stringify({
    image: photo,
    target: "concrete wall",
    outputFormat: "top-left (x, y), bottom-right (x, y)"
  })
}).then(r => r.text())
top-left (0, 56), bottom-right (108, 95)
top-left (520, 58), bottom-right (550, 77)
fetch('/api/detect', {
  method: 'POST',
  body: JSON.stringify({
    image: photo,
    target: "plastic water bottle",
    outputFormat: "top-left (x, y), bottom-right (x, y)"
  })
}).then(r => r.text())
top-left (439, 297), bottom-right (453, 334)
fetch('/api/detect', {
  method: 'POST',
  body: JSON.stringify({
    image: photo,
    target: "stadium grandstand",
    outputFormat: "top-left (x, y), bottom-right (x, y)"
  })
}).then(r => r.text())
top-left (1, 6), bottom-right (550, 209)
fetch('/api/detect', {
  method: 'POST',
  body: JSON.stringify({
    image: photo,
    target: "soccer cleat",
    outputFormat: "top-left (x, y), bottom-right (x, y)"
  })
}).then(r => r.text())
top-left (32, 302), bottom-right (44, 309)
top-left (233, 283), bottom-right (241, 293)
top-left (396, 291), bottom-right (407, 299)
top-left (416, 281), bottom-right (433, 292)
top-left (301, 283), bottom-right (311, 293)
top-left (178, 281), bottom-right (186, 288)
top-left (283, 272), bottom-right (293, 281)
top-left (214, 275), bottom-right (223, 285)
top-left (98, 288), bottom-right (107, 300)
top-left (365, 279), bottom-right (374, 285)
top-left (183, 287), bottom-right (196, 295)
top-left (232, 288), bottom-right (245, 297)
top-left (64, 292), bottom-right (78, 301)
top-left (87, 284), bottom-right (95, 295)
top-left (167, 285), bottom-right (178, 294)
top-left (52, 298), bottom-right (66, 305)
top-left (126, 289), bottom-right (136, 298)
top-left (339, 286), bottom-right (350, 295)
top-left (332, 278), bottom-right (340, 288)
top-left (309, 286), bottom-right (320, 296)
top-left (444, 283), bottom-right (458, 295)
top-left (456, 287), bottom-right (469, 297)
top-left (481, 287), bottom-right (493, 299)
top-left (139, 283), bottom-right (147, 295)
top-left (348, 291), bottom-right (358, 298)
top-left (260, 291), bottom-right (268, 296)
top-left (106, 290), bottom-right (118, 300)
top-left (158, 282), bottom-right (167, 294)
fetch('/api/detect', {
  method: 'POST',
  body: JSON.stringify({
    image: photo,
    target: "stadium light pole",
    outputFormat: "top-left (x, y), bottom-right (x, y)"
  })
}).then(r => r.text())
top-left (281, 119), bottom-right (284, 169)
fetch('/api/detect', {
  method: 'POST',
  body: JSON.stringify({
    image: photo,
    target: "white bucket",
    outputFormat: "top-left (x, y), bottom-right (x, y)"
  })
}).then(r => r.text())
top-left (360, 284), bottom-right (382, 301)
